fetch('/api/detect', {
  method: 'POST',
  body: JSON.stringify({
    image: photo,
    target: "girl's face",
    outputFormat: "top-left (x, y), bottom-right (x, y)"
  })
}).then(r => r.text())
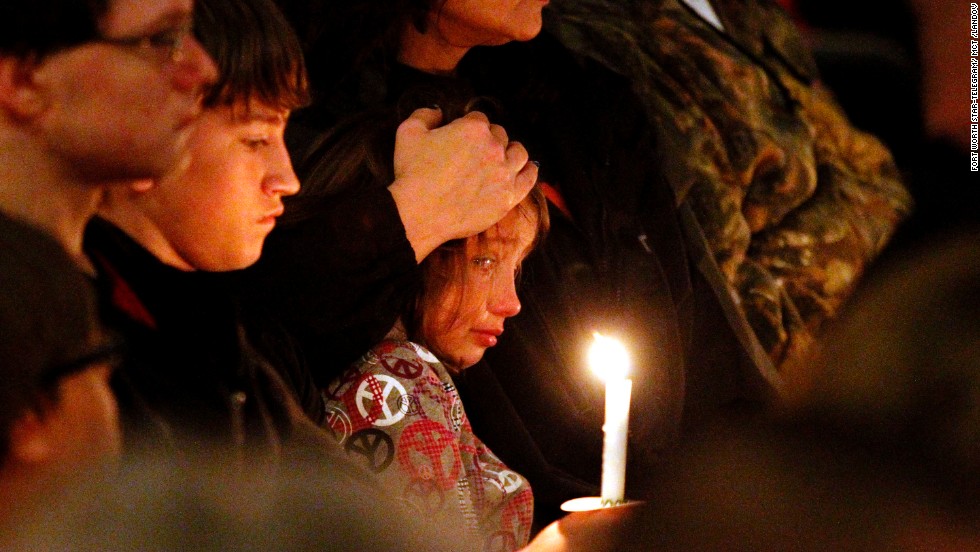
top-left (422, 205), bottom-right (539, 371)
top-left (431, 0), bottom-right (549, 47)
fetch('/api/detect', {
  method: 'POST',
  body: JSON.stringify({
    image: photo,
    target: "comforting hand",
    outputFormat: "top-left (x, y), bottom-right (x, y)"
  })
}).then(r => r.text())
top-left (390, 107), bottom-right (538, 262)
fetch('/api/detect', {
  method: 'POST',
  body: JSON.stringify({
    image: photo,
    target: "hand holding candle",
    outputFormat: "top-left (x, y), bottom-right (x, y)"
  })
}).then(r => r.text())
top-left (588, 332), bottom-right (632, 507)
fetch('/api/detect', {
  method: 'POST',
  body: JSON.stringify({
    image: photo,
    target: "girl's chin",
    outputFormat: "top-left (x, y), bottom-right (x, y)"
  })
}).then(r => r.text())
top-left (453, 352), bottom-right (485, 372)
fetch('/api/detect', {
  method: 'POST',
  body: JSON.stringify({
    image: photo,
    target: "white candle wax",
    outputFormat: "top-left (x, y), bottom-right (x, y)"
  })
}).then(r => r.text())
top-left (600, 376), bottom-right (632, 505)
top-left (588, 333), bottom-right (633, 506)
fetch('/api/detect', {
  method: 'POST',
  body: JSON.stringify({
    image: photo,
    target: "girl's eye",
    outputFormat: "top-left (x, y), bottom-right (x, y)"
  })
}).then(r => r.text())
top-left (471, 256), bottom-right (496, 273)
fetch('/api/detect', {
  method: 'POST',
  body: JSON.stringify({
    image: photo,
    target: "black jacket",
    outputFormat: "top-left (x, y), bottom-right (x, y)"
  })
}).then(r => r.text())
top-left (85, 219), bottom-right (327, 464)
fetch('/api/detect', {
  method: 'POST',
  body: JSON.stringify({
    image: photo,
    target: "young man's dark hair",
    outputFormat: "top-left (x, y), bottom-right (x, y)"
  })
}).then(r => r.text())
top-left (195, 0), bottom-right (309, 111)
top-left (0, 0), bottom-right (110, 58)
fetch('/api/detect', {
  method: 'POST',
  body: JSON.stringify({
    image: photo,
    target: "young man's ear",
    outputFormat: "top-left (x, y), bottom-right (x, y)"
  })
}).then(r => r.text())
top-left (6, 410), bottom-right (55, 465)
top-left (0, 56), bottom-right (47, 121)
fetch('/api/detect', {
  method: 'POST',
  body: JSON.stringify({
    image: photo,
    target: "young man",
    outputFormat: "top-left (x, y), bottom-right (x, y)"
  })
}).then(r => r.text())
top-left (87, 0), bottom-right (322, 462)
top-left (0, 0), bottom-right (217, 264)
top-left (0, 214), bottom-right (120, 528)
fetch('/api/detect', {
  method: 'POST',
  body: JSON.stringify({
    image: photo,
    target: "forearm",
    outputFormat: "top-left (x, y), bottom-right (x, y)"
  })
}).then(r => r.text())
top-left (240, 185), bottom-right (422, 379)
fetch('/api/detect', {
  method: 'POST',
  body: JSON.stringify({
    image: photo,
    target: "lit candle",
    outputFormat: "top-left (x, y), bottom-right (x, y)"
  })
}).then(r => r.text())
top-left (588, 332), bottom-right (632, 507)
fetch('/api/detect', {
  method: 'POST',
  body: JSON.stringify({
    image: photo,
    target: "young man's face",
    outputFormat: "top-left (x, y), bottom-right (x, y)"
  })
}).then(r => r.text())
top-left (139, 101), bottom-right (300, 271)
top-left (32, 0), bottom-right (218, 183)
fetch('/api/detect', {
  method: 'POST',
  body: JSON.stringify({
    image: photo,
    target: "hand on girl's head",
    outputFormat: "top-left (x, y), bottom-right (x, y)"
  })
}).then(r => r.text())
top-left (391, 107), bottom-right (536, 256)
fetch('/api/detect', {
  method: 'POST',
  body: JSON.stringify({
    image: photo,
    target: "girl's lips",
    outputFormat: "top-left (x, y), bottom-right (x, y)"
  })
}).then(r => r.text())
top-left (472, 330), bottom-right (501, 347)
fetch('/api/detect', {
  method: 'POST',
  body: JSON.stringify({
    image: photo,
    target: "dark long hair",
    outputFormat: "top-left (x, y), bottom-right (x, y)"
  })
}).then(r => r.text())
top-left (282, 92), bottom-right (501, 224)
top-left (282, 97), bottom-right (548, 354)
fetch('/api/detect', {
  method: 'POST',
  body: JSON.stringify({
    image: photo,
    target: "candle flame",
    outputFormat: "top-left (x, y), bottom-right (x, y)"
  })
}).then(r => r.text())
top-left (588, 332), bottom-right (630, 381)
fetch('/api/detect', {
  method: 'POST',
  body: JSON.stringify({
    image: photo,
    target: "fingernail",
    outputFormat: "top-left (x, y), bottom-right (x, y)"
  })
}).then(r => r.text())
top-left (531, 160), bottom-right (541, 168)
top-left (428, 104), bottom-right (441, 110)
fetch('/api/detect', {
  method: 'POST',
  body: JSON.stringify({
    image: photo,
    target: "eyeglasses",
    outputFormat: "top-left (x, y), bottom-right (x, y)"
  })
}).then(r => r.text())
top-left (42, 335), bottom-right (125, 385)
top-left (96, 22), bottom-right (194, 64)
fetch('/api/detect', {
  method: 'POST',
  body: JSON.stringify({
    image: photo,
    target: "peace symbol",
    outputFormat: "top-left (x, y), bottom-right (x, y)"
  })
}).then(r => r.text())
top-left (376, 341), bottom-right (399, 356)
top-left (483, 531), bottom-right (517, 552)
top-left (397, 419), bottom-right (461, 490)
top-left (355, 374), bottom-right (408, 427)
top-left (344, 428), bottom-right (395, 473)
top-left (398, 394), bottom-right (423, 416)
top-left (489, 470), bottom-right (523, 494)
top-left (382, 356), bottom-right (425, 379)
top-left (322, 367), bottom-right (361, 401)
top-left (409, 342), bottom-right (439, 363)
top-left (404, 478), bottom-right (447, 511)
top-left (324, 405), bottom-right (352, 444)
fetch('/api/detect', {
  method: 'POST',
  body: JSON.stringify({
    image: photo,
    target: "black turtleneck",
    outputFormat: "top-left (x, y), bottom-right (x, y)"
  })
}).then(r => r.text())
top-left (84, 218), bottom-right (325, 462)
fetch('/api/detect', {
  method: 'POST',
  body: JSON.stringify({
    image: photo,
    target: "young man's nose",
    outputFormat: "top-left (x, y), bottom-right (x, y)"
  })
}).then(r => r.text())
top-left (263, 141), bottom-right (301, 197)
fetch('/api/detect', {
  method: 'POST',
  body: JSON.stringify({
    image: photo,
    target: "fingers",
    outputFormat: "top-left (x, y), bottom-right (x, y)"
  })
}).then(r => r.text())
top-left (504, 140), bottom-right (530, 172)
top-left (483, 119), bottom-right (536, 203)
top-left (489, 123), bottom-right (509, 146)
top-left (399, 106), bottom-right (445, 135)
top-left (399, 106), bottom-right (537, 205)
top-left (459, 110), bottom-right (490, 125)
top-left (513, 155), bottom-right (539, 198)
top-left (505, 141), bottom-right (537, 200)
top-left (458, 110), bottom-right (510, 147)
top-left (460, 111), bottom-right (510, 153)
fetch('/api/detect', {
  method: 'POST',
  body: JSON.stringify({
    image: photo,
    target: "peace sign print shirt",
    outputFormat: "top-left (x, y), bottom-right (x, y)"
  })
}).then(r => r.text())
top-left (322, 339), bottom-right (534, 551)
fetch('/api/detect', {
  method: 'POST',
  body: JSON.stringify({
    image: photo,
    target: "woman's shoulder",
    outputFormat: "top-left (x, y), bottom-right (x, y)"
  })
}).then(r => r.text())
top-left (325, 340), bottom-right (447, 394)
top-left (320, 339), bottom-right (460, 445)
top-left (367, 339), bottom-right (442, 372)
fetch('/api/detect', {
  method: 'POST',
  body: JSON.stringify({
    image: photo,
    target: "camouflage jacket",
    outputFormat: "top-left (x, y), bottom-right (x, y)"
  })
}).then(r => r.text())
top-left (544, 0), bottom-right (912, 374)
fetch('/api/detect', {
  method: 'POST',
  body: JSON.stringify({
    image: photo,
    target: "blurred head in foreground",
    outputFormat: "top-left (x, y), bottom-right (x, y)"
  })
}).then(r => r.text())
top-left (0, 214), bottom-right (120, 526)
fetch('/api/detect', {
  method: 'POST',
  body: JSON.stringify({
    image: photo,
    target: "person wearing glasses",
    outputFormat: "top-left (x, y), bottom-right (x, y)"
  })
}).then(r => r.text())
top-left (84, 0), bottom-right (336, 464)
top-left (0, 0), bottom-right (212, 522)
top-left (0, 0), bottom-right (217, 269)
top-left (0, 213), bottom-right (121, 530)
